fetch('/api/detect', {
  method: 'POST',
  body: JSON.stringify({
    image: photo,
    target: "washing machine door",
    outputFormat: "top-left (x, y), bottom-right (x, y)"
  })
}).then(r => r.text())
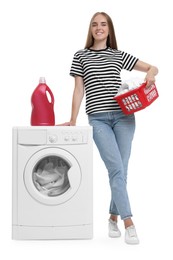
top-left (24, 147), bottom-right (81, 205)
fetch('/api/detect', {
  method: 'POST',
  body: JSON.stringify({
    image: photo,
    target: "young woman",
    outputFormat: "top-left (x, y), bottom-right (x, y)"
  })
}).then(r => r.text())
top-left (69, 12), bottom-right (158, 244)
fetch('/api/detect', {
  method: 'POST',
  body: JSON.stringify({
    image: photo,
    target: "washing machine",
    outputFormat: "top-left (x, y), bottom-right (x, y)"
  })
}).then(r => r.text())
top-left (12, 126), bottom-right (93, 240)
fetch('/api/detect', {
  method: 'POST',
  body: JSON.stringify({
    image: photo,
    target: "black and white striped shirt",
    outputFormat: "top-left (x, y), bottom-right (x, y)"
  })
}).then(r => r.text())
top-left (70, 47), bottom-right (138, 114)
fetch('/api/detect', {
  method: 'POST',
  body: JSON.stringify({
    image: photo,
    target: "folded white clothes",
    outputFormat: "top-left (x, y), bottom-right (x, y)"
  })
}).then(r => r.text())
top-left (116, 77), bottom-right (144, 96)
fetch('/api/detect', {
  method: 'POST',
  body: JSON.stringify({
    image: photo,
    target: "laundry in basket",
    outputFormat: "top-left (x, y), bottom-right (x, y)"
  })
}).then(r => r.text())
top-left (113, 79), bottom-right (159, 115)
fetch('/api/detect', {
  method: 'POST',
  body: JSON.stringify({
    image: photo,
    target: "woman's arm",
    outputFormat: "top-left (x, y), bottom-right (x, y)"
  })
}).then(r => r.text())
top-left (134, 60), bottom-right (159, 87)
top-left (70, 76), bottom-right (84, 126)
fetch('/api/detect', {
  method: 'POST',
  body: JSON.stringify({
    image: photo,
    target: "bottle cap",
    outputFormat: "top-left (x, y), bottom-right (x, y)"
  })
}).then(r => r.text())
top-left (39, 77), bottom-right (46, 84)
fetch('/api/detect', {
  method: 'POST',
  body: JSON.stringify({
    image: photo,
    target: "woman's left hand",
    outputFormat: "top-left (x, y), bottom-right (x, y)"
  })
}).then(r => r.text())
top-left (145, 72), bottom-right (156, 87)
top-left (134, 60), bottom-right (158, 87)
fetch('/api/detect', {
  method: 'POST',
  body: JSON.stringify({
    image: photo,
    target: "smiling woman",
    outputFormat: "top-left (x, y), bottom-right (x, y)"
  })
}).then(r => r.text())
top-left (69, 11), bottom-right (158, 245)
top-left (90, 19), bottom-right (109, 48)
top-left (85, 12), bottom-right (118, 50)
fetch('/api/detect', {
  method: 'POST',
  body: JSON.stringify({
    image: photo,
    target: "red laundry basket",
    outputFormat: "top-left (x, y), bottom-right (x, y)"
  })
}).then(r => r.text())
top-left (113, 82), bottom-right (159, 115)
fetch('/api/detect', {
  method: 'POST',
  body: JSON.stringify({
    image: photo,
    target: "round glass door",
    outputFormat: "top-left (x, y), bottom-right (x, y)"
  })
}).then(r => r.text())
top-left (33, 155), bottom-right (71, 197)
top-left (24, 147), bottom-right (82, 205)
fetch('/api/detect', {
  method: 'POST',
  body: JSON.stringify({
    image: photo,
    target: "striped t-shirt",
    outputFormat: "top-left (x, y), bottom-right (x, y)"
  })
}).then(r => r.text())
top-left (70, 47), bottom-right (138, 114)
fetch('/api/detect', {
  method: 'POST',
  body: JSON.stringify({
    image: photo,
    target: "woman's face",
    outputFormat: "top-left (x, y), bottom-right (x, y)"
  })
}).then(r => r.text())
top-left (91, 14), bottom-right (109, 43)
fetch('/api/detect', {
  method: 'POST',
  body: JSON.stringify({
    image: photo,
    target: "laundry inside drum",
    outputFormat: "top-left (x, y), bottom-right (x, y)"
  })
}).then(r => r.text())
top-left (32, 156), bottom-right (71, 196)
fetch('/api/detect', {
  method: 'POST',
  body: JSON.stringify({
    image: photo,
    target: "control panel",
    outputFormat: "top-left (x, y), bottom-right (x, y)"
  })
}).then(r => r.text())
top-left (47, 129), bottom-right (88, 145)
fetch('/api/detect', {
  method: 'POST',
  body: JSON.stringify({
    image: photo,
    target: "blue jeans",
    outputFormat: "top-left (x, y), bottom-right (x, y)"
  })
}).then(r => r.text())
top-left (88, 111), bottom-right (135, 220)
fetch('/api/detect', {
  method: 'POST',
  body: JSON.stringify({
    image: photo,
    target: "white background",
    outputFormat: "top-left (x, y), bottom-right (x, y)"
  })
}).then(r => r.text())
top-left (0, 0), bottom-right (172, 259)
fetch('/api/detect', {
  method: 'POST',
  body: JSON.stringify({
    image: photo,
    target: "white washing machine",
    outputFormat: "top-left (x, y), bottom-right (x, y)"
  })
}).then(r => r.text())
top-left (12, 126), bottom-right (93, 240)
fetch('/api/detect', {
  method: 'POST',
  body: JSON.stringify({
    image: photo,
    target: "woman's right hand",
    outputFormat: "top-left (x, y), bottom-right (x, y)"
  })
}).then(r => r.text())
top-left (69, 120), bottom-right (76, 126)
top-left (56, 121), bottom-right (76, 126)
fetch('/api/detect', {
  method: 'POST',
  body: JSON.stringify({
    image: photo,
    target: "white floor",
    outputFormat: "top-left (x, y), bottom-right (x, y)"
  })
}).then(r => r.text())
top-left (3, 208), bottom-right (172, 260)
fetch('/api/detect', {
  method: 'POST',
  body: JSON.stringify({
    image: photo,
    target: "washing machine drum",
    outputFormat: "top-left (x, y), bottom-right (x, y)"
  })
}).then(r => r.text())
top-left (24, 147), bottom-right (82, 205)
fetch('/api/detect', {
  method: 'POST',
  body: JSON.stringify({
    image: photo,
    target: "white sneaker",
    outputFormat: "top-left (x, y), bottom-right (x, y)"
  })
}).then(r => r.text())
top-left (125, 225), bottom-right (139, 245)
top-left (108, 219), bottom-right (121, 238)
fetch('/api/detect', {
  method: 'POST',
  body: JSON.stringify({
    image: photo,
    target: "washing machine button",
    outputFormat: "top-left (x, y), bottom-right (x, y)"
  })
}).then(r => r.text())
top-left (48, 135), bottom-right (58, 143)
top-left (72, 135), bottom-right (78, 141)
top-left (64, 135), bottom-right (70, 141)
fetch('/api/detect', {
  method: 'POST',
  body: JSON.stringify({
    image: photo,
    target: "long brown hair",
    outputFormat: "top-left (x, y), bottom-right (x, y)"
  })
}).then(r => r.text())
top-left (85, 12), bottom-right (118, 49)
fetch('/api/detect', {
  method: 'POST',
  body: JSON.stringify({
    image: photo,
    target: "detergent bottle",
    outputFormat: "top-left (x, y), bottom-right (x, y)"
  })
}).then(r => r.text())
top-left (31, 77), bottom-right (55, 126)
